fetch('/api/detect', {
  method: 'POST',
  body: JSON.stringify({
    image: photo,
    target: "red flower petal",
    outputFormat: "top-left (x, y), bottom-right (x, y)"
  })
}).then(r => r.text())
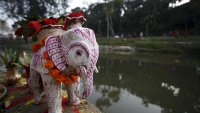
top-left (67, 12), bottom-right (84, 18)
top-left (62, 24), bottom-right (68, 30)
top-left (28, 31), bottom-right (34, 37)
top-left (15, 27), bottom-right (24, 35)
top-left (28, 21), bottom-right (42, 33)
top-left (43, 18), bottom-right (58, 25)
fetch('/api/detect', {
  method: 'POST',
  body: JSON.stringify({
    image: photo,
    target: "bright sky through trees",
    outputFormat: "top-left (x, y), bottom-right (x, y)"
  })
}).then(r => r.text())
top-left (68, 0), bottom-right (190, 11)
top-left (169, 0), bottom-right (190, 7)
top-left (6, 0), bottom-right (190, 29)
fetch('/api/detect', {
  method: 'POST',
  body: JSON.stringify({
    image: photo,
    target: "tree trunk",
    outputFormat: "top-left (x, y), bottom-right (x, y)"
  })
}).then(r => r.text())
top-left (146, 23), bottom-right (149, 37)
top-left (105, 0), bottom-right (110, 38)
top-left (194, 16), bottom-right (199, 36)
top-left (120, 17), bottom-right (123, 36)
top-left (98, 20), bottom-right (101, 37)
top-left (109, 15), bottom-right (115, 36)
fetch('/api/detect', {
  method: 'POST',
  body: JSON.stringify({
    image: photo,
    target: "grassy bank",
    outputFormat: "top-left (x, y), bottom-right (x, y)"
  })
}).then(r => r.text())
top-left (1, 36), bottom-right (200, 55)
top-left (97, 36), bottom-right (200, 55)
top-left (0, 40), bottom-right (33, 51)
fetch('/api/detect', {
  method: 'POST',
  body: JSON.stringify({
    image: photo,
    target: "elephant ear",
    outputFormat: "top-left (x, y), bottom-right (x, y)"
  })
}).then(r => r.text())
top-left (45, 35), bottom-right (67, 71)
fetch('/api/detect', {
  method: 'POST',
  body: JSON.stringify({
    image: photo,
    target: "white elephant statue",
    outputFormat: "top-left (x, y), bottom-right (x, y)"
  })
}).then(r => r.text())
top-left (30, 25), bottom-right (99, 113)
top-left (30, 25), bottom-right (65, 113)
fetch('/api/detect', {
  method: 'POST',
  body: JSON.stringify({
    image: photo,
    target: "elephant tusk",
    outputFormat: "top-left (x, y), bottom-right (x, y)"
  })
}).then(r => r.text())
top-left (94, 66), bottom-right (99, 73)
top-left (80, 66), bottom-right (87, 76)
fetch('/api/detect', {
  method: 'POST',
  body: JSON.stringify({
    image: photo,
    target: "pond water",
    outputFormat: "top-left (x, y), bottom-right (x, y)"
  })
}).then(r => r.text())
top-left (0, 47), bottom-right (200, 113)
top-left (86, 53), bottom-right (200, 113)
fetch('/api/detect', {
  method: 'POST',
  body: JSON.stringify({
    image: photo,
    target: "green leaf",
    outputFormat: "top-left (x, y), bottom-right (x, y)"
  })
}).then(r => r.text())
top-left (14, 48), bottom-right (20, 64)
top-left (12, 63), bottom-right (23, 67)
top-left (15, 20), bottom-right (29, 28)
top-left (23, 53), bottom-right (32, 64)
top-left (4, 48), bottom-right (9, 63)
top-left (0, 48), bottom-right (21, 68)
top-left (58, 17), bottom-right (64, 25)
top-left (19, 57), bottom-right (26, 66)
top-left (21, 28), bottom-right (30, 43)
top-left (0, 52), bottom-right (9, 68)
top-left (32, 35), bottom-right (38, 42)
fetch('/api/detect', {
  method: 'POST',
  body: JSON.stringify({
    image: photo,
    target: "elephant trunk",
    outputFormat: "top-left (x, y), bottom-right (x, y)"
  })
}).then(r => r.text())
top-left (75, 66), bottom-right (93, 99)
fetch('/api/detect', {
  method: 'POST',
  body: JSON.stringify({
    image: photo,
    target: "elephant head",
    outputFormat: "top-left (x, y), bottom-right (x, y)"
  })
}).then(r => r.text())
top-left (45, 27), bottom-right (99, 99)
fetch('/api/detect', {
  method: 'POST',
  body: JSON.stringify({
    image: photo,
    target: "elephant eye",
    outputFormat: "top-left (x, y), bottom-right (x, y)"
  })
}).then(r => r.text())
top-left (76, 50), bottom-right (82, 56)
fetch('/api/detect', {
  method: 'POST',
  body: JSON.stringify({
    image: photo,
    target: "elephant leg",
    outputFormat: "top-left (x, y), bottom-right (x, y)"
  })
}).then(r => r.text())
top-left (27, 77), bottom-right (32, 92)
top-left (30, 69), bottom-right (44, 103)
top-left (41, 73), bottom-right (62, 113)
top-left (67, 78), bottom-right (80, 105)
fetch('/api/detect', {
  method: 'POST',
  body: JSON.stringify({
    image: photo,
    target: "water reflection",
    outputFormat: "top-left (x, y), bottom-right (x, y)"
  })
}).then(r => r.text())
top-left (87, 58), bottom-right (200, 113)
top-left (161, 82), bottom-right (180, 97)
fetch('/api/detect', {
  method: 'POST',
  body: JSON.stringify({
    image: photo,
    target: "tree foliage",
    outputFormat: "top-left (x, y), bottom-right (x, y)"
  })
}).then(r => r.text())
top-left (0, 0), bottom-right (69, 20)
top-left (83, 0), bottom-right (200, 37)
top-left (0, 0), bottom-right (200, 37)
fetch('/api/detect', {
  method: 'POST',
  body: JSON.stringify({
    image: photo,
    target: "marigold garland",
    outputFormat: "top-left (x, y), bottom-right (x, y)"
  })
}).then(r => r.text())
top-left (45, 58), bottom-right (80, 85)
top-left (43, 51), bottom-right (50, 60)
top-left (50, 68), bottom-right (60, 77)
top-left (55, 74), bottom-right (65, 83)
top-left (32, 36), bottom-right (81, 86)
top-left (63, 77), bottom-right (73, 85)
top-left (32, 38), bottom-right (46, 53)
top-left (70, 74), bottom-right (79, 82)
top-left (32, 43), bottom-right (42, 53)
top-left (45, 61), bottom-right (80, 85)
top-left (44, 60), bottom-right (55, 69)
top-left (39, 38), bottom-right (46, 46)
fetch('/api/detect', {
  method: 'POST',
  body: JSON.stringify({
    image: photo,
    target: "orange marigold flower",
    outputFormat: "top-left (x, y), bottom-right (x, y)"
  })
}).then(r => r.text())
top-left (44, 60), bottom-right (55, 69)
top-left (43, 51), bottom-right (50, 60)
top-left (70, 74), bottom-right (79, 82)
top-left (55, 74), bottom-right (65, 84)
top-left (63, 77), bottom-right (72, 85)
top-left (32, 43), bottom-right (42, 52)
top-left (59, 73), bottom-right (66, 77)
top-left (39, 39), bottom-right (45, 46)
top-left (50, 68), bottom-right (60, 77)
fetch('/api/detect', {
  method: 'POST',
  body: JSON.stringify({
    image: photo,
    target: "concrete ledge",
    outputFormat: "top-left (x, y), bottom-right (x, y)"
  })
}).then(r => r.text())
top-left (99, 45), bottom-right (135, 54)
